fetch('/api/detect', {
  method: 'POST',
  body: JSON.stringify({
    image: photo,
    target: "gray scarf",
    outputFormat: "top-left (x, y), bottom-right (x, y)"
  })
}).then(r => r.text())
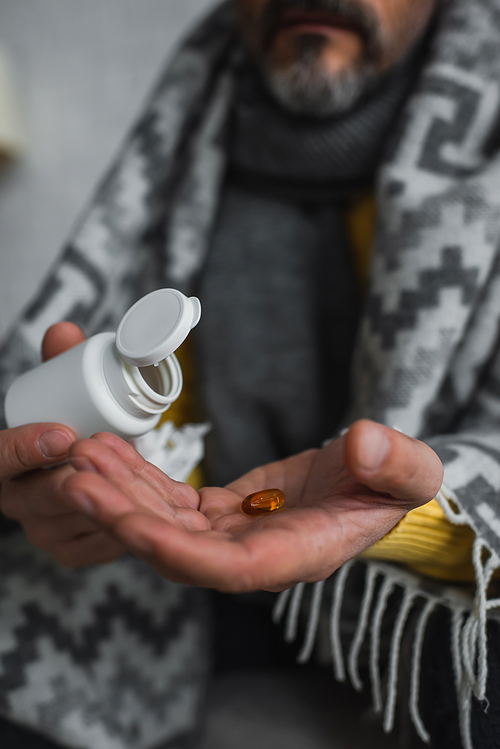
top-left (199, 52), bottom-right (424, 484)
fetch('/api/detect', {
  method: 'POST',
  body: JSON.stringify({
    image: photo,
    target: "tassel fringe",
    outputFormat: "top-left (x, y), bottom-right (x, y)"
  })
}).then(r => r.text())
top-left (273, 483), bottom-right (500, 749)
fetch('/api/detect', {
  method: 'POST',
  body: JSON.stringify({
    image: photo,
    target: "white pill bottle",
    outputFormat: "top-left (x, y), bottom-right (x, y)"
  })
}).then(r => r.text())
top-left (5, 288), bottom-right (201, 439)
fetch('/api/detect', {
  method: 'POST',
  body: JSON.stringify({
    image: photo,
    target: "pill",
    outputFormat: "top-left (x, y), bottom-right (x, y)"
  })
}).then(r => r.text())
top-left (242, 488), bottom-right (285, 515)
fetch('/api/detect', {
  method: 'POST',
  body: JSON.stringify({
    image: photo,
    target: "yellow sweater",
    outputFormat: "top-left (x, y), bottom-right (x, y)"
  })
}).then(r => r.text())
top-left (161, 193), bottom-right (475, 582)
top-left (346, 194), bottom-right (475, 581)
top-left (158, 339), bottom-right (205, 489)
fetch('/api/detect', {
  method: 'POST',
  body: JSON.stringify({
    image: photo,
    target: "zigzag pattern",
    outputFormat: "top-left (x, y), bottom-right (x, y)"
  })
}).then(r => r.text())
top-left (380, 184), bottom-right (490, 270)
top-left (0, 584), bottom-right (197, 688)
top-left (0, 537), bottom-right (209, 746)
top-left (0, 546), bottom-right (182, 604)
top-left (368, 247), bottom-right (479, 348)
top-left (32, 648), bottom-right (206, 745)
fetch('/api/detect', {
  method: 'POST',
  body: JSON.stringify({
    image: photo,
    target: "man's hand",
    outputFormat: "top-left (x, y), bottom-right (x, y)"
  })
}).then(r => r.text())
top-left (63, 421), bottom-right (443, 591)
top-left (0, 322), bottom-right (127, 566)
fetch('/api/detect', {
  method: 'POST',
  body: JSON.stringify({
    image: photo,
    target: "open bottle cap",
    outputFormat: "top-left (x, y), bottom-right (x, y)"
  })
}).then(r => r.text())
top-left (116, 288), bottom-right (201, 367)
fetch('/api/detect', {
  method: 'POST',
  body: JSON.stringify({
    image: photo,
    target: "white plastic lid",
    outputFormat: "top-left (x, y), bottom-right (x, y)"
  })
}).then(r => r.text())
top-left (115, 288), bottom-right (201, 367)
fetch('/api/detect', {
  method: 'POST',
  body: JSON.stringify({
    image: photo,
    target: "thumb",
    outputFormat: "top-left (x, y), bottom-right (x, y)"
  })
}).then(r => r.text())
top-left (343, 420), bottom-right (443, 506)
top-left (0, 423), bottom-right (76, 479)
top-left (42, 322), bottom-right (86, 361)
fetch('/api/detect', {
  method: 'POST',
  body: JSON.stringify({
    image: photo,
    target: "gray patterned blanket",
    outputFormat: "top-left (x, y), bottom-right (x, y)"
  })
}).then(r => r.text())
top-left (0, 1), bottom-right (500, 748)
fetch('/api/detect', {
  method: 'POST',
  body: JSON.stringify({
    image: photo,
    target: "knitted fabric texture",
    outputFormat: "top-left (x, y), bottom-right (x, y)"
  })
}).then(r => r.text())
top-left (197, 51), bottom-right (420, 486)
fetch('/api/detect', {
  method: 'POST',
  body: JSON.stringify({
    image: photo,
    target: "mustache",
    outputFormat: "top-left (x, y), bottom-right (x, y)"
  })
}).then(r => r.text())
top-left (259, 0), bottom-right (384, 62)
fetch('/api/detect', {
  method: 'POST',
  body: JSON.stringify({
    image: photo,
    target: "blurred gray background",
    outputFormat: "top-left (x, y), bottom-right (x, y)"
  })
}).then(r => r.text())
top-left (0, 0), bottom-right (215, 337)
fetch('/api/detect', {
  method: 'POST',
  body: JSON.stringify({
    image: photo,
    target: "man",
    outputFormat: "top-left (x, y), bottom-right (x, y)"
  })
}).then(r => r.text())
top-left (0, 0), bottom-right (499, 747)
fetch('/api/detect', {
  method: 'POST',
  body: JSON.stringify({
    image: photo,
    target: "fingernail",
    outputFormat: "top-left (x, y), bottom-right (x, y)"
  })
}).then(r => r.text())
top-left (357, 424), bottom-right (390, 471)
top-left (68, 491), bottom-right (95, 516)
top-left (118, 531), bottom-right (152, 554)
top-left (71, 456), bottom-right (98, 474)
top-left (39, 430), bottom-right (73, 458)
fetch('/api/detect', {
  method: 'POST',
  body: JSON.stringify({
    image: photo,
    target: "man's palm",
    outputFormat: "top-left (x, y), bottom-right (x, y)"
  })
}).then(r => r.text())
top-left (64, 422), bottom-right (442, 592)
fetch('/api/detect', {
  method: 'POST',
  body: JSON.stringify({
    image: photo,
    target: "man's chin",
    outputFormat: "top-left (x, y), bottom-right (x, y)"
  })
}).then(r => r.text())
top-left (262, 60), bottom-right (377, 118)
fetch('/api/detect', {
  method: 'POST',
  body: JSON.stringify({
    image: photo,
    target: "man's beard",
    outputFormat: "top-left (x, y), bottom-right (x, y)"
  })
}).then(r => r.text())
top-left (257, 0), bottom-right (385, 117)
top-left (264, 34), bottom-right (378, 116)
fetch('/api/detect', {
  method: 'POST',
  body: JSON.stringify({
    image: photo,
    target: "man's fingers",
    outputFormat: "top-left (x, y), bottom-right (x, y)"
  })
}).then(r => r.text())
top-left (89, 432), bottom-right (147, 472)
top-left (69, 439), bottom-right (180, 521)
top-left (0, 322), bottom-right (82, 480)
top-left (90, 432), bottom-right (201, 509)
top-left (64, 470), bottom-right (140, 523)
top-left (71, 433), bottom-right (200, 509)
top-left (42, 322), bottom-right (86, 361)
top-left (24, 511), bottom-right (102, 549)
top-left (343, 419), bottom-right (443, 505)
top-left (1, 463), bottom-right (74, 519)
top-left (113, 509), bottom-right (337, 593)
top-left (114, 513), bottom-right (270, 591)
top-left (0, 424), bottom-right (76, 480)
top-left (64, 467), bottom-right (209, 533)
top-left (51, 531), bottom-right (126, 568)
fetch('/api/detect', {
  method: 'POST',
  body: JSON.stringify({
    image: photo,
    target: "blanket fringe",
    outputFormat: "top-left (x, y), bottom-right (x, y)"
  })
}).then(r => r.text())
top-left (370, 575), bottom-right (395, 714)
top-left (330, 560), bottom-right (355, 681)
top-left (284, 582), bottom-right (305, 643)
top-left (384, 586), bottom-right (419, 733)
top-left (410, 598), bottom-right (438, 743)
top-left (348, 563), bottom-right (378, 692)
top-left (272, 484), bottom-right (500, 749)
top-left (297, 580), bottom-right (325, 664)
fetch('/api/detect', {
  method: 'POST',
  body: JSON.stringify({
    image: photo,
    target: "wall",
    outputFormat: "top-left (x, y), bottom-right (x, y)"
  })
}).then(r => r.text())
top-left (0, 0), bottom-right (215, 337)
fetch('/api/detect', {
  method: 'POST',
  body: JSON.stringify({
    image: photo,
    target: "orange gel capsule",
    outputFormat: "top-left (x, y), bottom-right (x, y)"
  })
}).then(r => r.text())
top-left (242, 488), bottom-right (285, 515)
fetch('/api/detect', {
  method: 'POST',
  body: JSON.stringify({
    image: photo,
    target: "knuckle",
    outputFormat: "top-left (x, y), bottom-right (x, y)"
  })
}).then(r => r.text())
top-left (12, 438), bottom-right (32, 472)
top-left (0, 430), bottom-right (38, 478)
